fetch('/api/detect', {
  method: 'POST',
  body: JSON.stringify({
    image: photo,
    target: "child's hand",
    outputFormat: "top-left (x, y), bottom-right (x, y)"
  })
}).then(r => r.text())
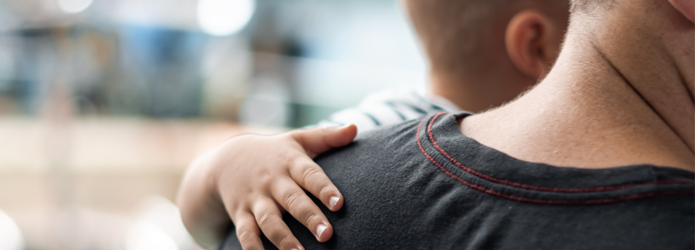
top-left (178, 125), bottom-right (357, 250)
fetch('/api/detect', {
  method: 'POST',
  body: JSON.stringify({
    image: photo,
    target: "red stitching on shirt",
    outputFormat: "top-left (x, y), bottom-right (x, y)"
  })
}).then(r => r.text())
top-left (416, 115), bottom-right (695, 204)
top-left (425, 112), bottom-right (695, 193)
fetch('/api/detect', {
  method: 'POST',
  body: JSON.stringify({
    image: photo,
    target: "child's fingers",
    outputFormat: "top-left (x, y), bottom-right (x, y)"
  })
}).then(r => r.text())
top-left (252, 199), bottom-right (305, 250)
top-left (233, 212), bottom-right (265, 250)
top-left (291, 124), bottom-right (357, 158)
top-left (271, 177), bottom-right (334, 242)
top-left (289, 156), bottom-right (344, 212)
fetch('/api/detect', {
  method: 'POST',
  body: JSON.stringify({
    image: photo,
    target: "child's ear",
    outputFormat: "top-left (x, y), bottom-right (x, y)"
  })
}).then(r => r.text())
top-left (504, 10), bottom-right (559, 79)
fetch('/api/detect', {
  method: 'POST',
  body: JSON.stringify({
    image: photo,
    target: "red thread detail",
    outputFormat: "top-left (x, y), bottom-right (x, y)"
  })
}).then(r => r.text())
top-left (416, 115), bottom-right (695, 205)
top-left (425, 112), bottom-right (695, 193)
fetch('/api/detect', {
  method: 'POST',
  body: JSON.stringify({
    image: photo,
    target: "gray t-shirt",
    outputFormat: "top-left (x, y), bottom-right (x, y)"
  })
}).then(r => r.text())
top-left (220, 112), bottom-right (695, 250)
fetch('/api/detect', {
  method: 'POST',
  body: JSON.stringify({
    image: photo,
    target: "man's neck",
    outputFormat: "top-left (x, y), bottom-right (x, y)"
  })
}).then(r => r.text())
top-left (429, 70), bottom-right (535, 114)
top-left (460, 36), bottom-right (695, 172)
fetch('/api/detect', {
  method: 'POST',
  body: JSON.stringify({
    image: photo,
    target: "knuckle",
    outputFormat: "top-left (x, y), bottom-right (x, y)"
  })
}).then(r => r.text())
top-left (284, 190), bottom-right (303, 210)
top-left (304, 212), bottom-right (321, 226)
top-left (257, 212), bottom-right (277, 228)
top-left (302, 167), bottom-right (322, 186)
top-left (287, 129), bottom-right (301, 137)
top-left (227, 200), bottom-right (247, 216)
top-left (288, 156), bottom-right (308, 172)
top-left (236, 229), bottom-right (257, 244)
top-left (318, 184), bottom-right (333, 198)
top-left (277, 234), bottom-right (296, 249)
top-left (252, 169), bottom-right (276, 188)
top-left (287, 130), bottom-right (304, 142)
top-left (319, 126), bottom-right (330, 135)
top-left (279, 152), bottom-right (297, 167)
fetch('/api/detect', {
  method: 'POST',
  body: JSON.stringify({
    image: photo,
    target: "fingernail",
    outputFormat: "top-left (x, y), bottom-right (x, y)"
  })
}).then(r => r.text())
top-left (291, 247), bottom-right (302, 250)
top-left (316, 224), bottom-right (328, 240)
top-left (329, 196), bottom-right (340, 208)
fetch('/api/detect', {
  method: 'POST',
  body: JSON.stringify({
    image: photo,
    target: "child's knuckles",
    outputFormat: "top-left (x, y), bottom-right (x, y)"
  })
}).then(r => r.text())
top-left (300, 166), bottom-right (322, 187)
top-left (303, 212), bottom-right (323, 229)
top-left (236, 228), bottom-right (260, 247)
top-left (256, 212), bottom-right (279, 229)
top-left (283, 189), bottom-right (304, 210)
top-left (277, 234), bottom-right (299, 250)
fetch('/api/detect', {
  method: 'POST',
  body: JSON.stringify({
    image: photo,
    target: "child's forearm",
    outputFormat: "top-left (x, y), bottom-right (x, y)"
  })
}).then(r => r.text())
top-left (177, 151), bottom-right (229, 249)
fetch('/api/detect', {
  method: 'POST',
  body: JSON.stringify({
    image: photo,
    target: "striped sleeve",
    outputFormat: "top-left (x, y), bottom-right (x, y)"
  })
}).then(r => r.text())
top-left (316, 88), bottom-right (460, 134)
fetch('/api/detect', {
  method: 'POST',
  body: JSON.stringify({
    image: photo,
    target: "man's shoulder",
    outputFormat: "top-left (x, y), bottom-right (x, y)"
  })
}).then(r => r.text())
top-left (317, 116), bottom-right (425, 164)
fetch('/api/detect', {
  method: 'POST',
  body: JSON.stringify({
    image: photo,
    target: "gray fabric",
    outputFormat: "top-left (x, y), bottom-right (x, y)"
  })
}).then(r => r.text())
top-left (220, 112), bottom-right (695, 250)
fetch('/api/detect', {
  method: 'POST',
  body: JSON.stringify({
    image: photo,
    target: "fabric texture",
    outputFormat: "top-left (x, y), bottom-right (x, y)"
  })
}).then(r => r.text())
top-left (316, 88), bottom-right (460, 134)
top-left (220, 112), bottom-right (695, 250)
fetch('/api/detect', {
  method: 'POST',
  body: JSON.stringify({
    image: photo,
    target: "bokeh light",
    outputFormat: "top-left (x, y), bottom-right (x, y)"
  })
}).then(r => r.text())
top-left (197, 0), bottom-right (256, 36)
top-left (0, 210), bottom-right (23, 250)
top-left (126, 221), bottom-right (179, 250)
top-left (0, 0), bottom-right (423, 248)
top-left (57, 0), bottom-right (94, 14)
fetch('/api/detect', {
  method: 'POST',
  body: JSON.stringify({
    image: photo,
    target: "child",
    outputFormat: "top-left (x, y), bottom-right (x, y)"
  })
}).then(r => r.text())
top-left (177, 0), bottom-right (570, 249)
top-left (218, 0), bottom-right (695, 248)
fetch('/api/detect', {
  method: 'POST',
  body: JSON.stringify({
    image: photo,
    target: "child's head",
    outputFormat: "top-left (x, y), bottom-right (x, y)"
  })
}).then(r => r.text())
top-left (400, 0), bottom-right (570, 111)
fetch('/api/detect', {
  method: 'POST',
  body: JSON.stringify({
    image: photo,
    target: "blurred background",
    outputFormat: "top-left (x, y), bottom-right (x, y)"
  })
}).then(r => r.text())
top-left (0, 0), bottom-right (426, 249)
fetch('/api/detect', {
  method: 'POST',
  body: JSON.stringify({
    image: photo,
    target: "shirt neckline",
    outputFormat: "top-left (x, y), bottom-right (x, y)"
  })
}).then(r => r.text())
top-left (416, 112), bottom-right (695, 205)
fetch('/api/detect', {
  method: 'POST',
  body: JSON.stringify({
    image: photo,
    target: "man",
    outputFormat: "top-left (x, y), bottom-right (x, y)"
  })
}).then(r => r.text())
top-left (217, 0), bottom-right (695, 249)
top-left (178, 0), bottom-right (570, 249)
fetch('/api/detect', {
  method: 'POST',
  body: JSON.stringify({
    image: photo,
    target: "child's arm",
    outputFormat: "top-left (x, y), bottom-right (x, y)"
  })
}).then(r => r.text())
top-left (177, 125), bottom-right (357, 250)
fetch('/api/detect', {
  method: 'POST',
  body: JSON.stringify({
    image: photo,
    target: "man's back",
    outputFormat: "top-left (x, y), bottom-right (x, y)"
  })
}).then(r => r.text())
top-left (220, 113), bottom-right (695, 250)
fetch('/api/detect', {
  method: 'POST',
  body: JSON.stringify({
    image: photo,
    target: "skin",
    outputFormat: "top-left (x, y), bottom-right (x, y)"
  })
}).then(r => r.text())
top-left (461, 0), bottom-right (694, 172)
top-left (423, 0), bottom-right (570, 113)
top-left (177, 126), bottom-right (355, 250)
top-left (176, 1), bottom-right (570, 249)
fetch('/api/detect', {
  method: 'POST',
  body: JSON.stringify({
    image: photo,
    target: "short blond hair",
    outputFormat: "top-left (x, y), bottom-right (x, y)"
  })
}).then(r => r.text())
top-left (402, 0), bottom-right (567, 78)
top-left (403, 0), bottom-right (502, 76)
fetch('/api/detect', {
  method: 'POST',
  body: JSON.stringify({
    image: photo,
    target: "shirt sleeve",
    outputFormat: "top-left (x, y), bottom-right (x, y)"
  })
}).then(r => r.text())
top-left (314, 88), bottom-right (457, 134)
